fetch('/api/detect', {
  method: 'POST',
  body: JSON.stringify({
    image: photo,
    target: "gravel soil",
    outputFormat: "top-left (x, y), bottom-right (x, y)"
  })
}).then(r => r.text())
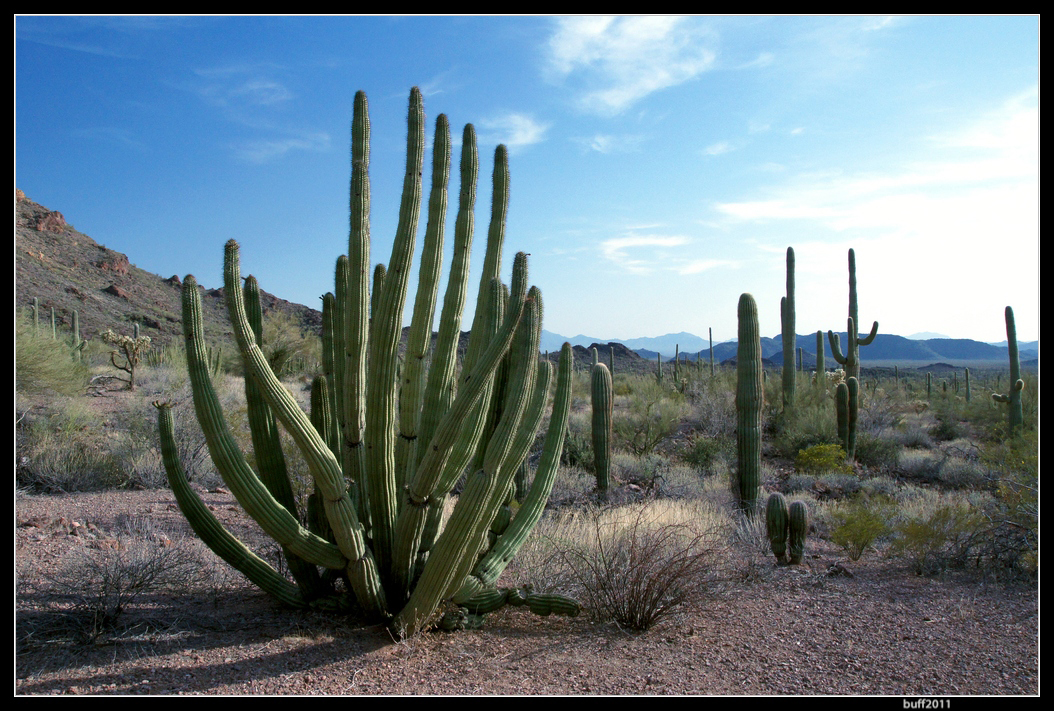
top-left (16, 490), bottom-right (1039, 696)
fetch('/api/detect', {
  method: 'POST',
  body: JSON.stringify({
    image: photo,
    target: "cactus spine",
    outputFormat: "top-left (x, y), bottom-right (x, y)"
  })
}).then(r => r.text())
top-left (992, 306), bottom-right (1025, 434)
top-left (158, 88), bottom-right (573, 639)
top-left (828, 249), bottom-right (878, 382)
top-left (781, 247), bottom-right (796, 413)
top-left (788, 500), bottom-right (809, 565)
top-left (591, 362), bottom-right (613, 494)
top-left (736, 293), bottom-right (763, 516)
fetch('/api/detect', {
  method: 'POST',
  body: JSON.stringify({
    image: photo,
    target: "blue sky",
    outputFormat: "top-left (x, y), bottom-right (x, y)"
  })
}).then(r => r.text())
top-left (15, 16), bottom-right (1038, 344)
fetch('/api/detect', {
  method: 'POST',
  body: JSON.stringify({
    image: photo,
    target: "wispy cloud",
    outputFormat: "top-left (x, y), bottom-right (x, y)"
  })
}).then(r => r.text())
top-left (704, 141), bottom-right (734, 156)
top-left (576, 133), bottom-right (647, 154)
top-left (232, 131), bottom-right (331, 164)
top-left (478, 112), bottom-right (549, 152)
top-left (545, 16), bottom-right (716, 115)
top-left (600, 234), bottom-right (692, 274)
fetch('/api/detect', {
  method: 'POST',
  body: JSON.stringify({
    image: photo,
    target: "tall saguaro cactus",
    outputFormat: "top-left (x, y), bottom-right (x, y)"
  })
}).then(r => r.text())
top-left (156, 88), bottom-right (575, 639)
top-left (992, 305), bottom-right (1025, 434)
top-left (736, 293), bottom-right (763, 516)
top-left (591, 362), bottom-right (613, 494)
top-left (828, 249), bottom-right (878, 382)
top-left (781, 247), bottom-right (796, 413)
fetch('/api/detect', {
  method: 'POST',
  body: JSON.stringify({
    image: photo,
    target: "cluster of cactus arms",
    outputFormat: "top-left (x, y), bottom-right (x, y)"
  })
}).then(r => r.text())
top-left (781, 247), bottom-right (796, 413)
top-left (153, 88), bottom-right (578, 638)
top-left (992, 305), bottom-right (1025, 434)
top-left (828, 249), bottom-right (878, 382)
top-left (736, 294), bottom-right (763, 516)
top-left (591, 362), bottom-right (613, 494)
top-left (835, 376), bottom-right (859, 462)
top-left (766, 493), bottom-right (808, 564)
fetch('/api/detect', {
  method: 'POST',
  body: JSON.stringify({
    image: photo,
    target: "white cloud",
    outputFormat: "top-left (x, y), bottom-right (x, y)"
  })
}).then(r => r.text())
top-left (479, 112), bottom-right (549, 152)
top-left (577, 133), bottom-right (647, 154)
top-left (600, 234), bottom-right (692, 274)
top-left (546, 16), bottom-right (715, 115)
top-left (704, 141), bottom-right (734, 156)
top-left (233, 131), bottom-right (331, 164)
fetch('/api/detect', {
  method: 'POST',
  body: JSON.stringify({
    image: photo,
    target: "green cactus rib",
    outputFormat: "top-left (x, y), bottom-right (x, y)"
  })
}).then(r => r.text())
top-left (815, 330), bottom-right (825, 387)
top-left (781, 246), bottom-right (796, 412)
top-left (788, 500), bottom-right (809, 565)
top-left (766, 492), bottom-right (789, 564)
top-left (991, 306), bottom-right (1025, 434)
top-left (827, 249), bottom-right (878, 382)
top-left (154, 401), bottom-right (306, 609)
top-left (591, 362), bottom-right (613, 493)
top-left (736, 293), bottom-right (763, 516)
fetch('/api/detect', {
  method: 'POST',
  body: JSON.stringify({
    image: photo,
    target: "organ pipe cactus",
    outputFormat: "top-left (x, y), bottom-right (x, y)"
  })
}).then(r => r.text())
top-left (591, 362), bottom-right (613, 494)
top-left (788, 501), bottom-right (809, 565)
top-left (828, 249), bottom-right (878, 382)
top-left (736, 293), bottom-right (763, 516)
top-left (781, 247), bottom-right (796, 413)
top-left (155, 88), bottom-right (575, 639)
top-left (992, 305), bottom-right (1025, 434)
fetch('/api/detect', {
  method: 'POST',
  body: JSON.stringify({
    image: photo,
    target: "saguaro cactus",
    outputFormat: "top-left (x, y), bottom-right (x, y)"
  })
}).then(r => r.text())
top-left (788, 500), bottom-right (809, 565)
top-left (766, 492), bottom-right (789, 564)
top-left (814, 330), bottom-right (824, 388)
top-left (835, 376), bottom-right (859, 462)
top-left (736, 293), bottom-right (763, 516)
top-left (992, 305), bottom-right (1025, 434)
top-left (828, 249), bottom-right (878, 382)
top-left (591, 362), bottom-right (613, 494)
top-left (781, 247), bottom-right (796, 413)
top-left (156, 88), bottom-right (575, 639)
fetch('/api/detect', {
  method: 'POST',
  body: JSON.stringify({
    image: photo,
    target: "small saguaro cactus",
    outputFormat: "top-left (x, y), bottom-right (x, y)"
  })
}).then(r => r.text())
top-left (155, 88), bottom-right (577, 639)
top-left (736, 293), bottom-right (763, 516)
top-left (766, 492), bottom-right (790, 564)
top-left (781, 246), bottom-right (796, 414)
top-left (591, 362), bottom-right (613, 494)
top-left (788, 500), bottom-right (809, 565)
top-left (835, 376), bottom-right (859, 462)
top-left (815, 330), bottom-right (825, 388)
top-left (992, 305), bottom-right (1025, 434)
top-left (828, 249), bottom-right (878, 382)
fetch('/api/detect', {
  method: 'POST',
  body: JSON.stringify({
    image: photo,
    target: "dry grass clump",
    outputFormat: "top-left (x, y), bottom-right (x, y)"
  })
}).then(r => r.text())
top-left (526, 500), bottom-right (733, 631)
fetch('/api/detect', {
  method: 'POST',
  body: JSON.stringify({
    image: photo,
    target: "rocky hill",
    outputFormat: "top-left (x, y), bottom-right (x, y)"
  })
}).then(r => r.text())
top-left (15, 190), bottom-right (321, 351)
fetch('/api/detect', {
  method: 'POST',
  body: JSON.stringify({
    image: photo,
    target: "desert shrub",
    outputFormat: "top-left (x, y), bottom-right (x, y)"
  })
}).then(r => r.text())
top-left (28, 517), bottom-right (213, 644)
top-left (16, 400), bottom-right (125, 493)
top-left (826, 494), bottom-right (895, 561)
top-left (888, 498), bottom-right (987, 576)
top-left (811, 472), bottom-right (862, 501)
top-left (898, 449), bottom-right (943, 483)
top-left (612, 379), bottom-right (689, 456)
top-left (679, 435), bottom-right (727, 472)
top-left (896, 424), bottom-right (934, 449)
top-left (559, 502), bottom-right (730, 630)
top-left (15, 316), bottom-right (90, 398)
top-left (560, 410), bottom-right (594, 472)
top-left (977, 431), bottom-right (1038, 577)
top-left (853, 432), bottom-right (901, 471)
top-left (928, 416), bottom-right (963, 443)
top-left (795, 444), bottom-right (852, 476)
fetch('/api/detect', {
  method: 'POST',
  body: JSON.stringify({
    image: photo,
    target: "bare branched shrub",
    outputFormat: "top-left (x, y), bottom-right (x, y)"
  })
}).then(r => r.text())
top-left (558, 502), bottom-right (731, 631)
top-left (29, 517), bottom-right (213, 644)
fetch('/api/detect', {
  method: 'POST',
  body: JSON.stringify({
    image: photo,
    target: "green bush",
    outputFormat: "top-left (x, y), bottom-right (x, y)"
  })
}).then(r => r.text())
top-left (827, 494), bottom-right (894, 560)
top-left (888, 499), bottom-right (987, 576)
top-left (612, 378), bottom-right (689, 456)
top-left (794, 443), bottom-right (852, 476)
top-left (853, 432), bottom-right (901, 471)
top-left (16, 316), bottom-right (89, 398)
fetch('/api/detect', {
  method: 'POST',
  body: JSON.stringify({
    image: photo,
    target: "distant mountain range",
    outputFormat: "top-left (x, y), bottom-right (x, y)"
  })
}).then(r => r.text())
top-left (541, 330), bottom-right (1038, 367)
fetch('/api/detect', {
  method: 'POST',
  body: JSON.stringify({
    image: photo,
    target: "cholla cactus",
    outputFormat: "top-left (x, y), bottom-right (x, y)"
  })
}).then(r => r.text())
top-left (100, 327), bottom-right (152, 390)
